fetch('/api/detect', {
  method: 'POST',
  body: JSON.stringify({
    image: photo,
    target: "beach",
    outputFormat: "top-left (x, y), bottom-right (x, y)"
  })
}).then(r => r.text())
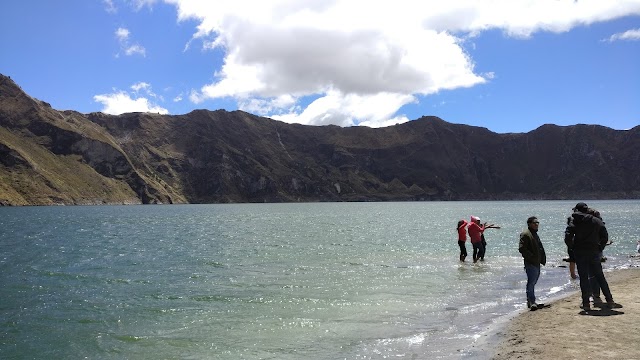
top-left (491, 265), bottom-right (640, 360)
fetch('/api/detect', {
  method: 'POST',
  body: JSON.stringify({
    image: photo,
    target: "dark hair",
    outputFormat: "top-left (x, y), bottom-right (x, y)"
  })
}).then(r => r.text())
top-left (457, 220), bottom-right (465, 229)
top-left (527, 216), bottom-right (538, 224)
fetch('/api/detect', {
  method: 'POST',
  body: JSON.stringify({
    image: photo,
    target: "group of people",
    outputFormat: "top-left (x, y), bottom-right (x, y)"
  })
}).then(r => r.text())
top-left (457, 216), bottom-right (499, 263)
top-left (457, 202), bottom-right (618, 312)
top-left (518, 202), bottom-right (616, 312)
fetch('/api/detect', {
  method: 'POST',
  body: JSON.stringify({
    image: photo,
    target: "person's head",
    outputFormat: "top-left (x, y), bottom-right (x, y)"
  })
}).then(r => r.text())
top-left (457, 219), bottom-right (466, 228)
top-left (527, 216), bottom-right (539, 229)
top-left (586, 207), bottom-right (602, 220)
top-left (471, 216), bottom-right (480, 224)
top-left (573, 202), bottom-right (588, 213)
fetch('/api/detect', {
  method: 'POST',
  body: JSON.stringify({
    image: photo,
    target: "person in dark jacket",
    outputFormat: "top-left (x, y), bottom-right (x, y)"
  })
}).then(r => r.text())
top-left (564, 202), bottom-right (615, 311)
top-left (519, 216), bottom-right (546, 310)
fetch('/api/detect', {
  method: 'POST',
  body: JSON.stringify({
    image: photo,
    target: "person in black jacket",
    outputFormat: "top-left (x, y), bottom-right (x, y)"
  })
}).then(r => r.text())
top-left (564, 202), bottom-right (615, 311)
top-left (519, 216), bottom-right (546, 310)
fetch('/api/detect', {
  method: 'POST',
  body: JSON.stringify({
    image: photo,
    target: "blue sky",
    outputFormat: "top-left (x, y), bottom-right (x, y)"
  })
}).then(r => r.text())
top-left (1, 1), bottom-right (639, 133)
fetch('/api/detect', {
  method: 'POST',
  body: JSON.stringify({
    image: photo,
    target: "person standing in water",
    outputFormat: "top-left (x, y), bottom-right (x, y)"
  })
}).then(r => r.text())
top-left (457, 219), bottom-right (469, 262)
top-left (479, 222), bottom-right (500, 261)
top-left (519, 216), bottom-right (547, 310)
top-left (467, 216), bottom-right (485, 263)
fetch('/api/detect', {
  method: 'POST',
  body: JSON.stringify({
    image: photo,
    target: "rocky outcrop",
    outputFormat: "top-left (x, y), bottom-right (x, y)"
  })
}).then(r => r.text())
top-left (1, 73), bottom-right (639, 205)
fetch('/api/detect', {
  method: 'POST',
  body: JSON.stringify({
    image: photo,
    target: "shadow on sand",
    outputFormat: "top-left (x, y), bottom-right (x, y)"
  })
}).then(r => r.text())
top-left (580, 304), bottom-right (624, 316)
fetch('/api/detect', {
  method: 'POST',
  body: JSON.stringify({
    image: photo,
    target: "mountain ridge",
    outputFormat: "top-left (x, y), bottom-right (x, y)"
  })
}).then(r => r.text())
top-left (1, 73), bottom-right (638, 205)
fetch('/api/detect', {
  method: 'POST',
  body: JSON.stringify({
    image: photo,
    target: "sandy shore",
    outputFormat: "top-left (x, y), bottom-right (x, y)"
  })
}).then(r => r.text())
top-left (491, 266), bottom-right (640, 360)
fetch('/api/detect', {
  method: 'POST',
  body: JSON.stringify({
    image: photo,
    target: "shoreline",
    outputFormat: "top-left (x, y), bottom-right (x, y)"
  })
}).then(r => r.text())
top-left (487, 265), bottom-right (640, 359)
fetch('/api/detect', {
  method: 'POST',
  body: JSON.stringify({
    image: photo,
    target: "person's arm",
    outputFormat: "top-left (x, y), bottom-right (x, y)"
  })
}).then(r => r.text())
top-left (564, 224), bottom-right (575, 248)
top-left (519, 232), bottom-right (534, 263)
top-left (599, 224), bottom-right (609, 251)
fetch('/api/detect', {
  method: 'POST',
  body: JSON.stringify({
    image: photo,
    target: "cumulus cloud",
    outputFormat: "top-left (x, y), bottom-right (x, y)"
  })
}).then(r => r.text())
top-left (115, 27), bottom-right (146, 57)
top-left (94, 85), bottom-right (168, 115)
top-left (163, 0), bottom-right (640, 127)
top-left (604, 28), bottom-right (640, 42)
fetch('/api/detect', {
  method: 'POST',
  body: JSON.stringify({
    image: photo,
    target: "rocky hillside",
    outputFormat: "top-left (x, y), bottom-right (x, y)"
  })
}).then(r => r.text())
top-left (1, 74), bottom-right (639, 205)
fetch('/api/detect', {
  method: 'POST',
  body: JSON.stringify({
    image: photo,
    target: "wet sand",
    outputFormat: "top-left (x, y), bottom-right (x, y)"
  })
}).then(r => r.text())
top-left (491, 266), bottom-right (640, 360)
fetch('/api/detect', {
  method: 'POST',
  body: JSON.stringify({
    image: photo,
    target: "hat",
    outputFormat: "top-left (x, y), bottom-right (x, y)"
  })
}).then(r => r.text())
top-left (471, 216), bottom-right (480, 222)
top-left (573, 202), bottom-right (588, 212)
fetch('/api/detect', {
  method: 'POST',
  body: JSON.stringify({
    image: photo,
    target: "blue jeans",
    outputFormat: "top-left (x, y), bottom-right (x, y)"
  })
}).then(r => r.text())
top-left (575, 252), bottom-right (612, 305)
top-left (524, 263), bottom-right (540, 303)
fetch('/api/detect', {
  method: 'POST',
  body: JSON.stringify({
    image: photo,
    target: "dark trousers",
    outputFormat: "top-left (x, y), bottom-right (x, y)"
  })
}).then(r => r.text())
top-left (458, 241), bottom-right (467, 261)
top-left (574, 251), bottom-right (613, 305)
top-left (472, 242), bottom-right (484, 262)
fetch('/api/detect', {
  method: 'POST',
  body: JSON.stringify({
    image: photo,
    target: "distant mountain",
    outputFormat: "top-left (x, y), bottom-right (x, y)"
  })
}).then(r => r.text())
top-left (1, 74), bottom-right (639, 205)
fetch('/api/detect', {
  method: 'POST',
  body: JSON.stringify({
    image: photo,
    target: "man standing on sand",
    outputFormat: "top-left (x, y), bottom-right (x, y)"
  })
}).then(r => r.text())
top-left (519, 216), bottom-right (546, 310)
top-left (565, 202), bottom-right (615, 311)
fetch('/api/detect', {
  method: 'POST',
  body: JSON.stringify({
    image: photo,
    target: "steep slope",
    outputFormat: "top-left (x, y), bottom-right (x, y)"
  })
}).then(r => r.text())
top-left (1, 73), bottom-right (638, 205)
top-left (0, 74), bottom-right (184, 205)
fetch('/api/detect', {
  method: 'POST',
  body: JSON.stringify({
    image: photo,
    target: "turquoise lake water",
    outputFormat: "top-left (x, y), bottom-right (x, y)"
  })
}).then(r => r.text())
top-left (1, 200), bottom-right (639, 359)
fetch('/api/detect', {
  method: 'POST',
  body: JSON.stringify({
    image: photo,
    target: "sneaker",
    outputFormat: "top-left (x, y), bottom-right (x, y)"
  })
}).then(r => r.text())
top-left (580, 303), bottom-right (591, 311)
top-left (605, 300), bottom-right (617, 309)
top-left (527, 301), bottom-right (538, 311)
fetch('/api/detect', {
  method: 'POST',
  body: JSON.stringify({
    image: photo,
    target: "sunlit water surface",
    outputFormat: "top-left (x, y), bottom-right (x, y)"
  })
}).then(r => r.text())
top-left (1, 200), bottom-right (638, 359)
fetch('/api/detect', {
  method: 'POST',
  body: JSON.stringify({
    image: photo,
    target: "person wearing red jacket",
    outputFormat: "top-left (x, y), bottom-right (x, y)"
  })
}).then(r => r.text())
top-left (467, 216), bottom-right (485, 263)
top-left (457, 219), bottom-right (469, 262)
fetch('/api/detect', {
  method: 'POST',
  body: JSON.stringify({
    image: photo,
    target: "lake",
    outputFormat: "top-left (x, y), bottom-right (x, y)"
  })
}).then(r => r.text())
top-left (1, 200), bottom-right (638, 359)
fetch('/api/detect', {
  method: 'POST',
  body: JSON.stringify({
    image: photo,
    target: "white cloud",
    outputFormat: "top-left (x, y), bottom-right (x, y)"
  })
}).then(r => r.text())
top-left (269, 90), bottom-right (415, 128)
top-left (131, 82), bottom-right (151, 92)
top-left (130, 82), bottom-right (163, 101)
top-left (103, 0), bottom-right (117, 14)
top-left (164, 0), bottom-right (640, 127)
top-left (131, 0), bottom-right (159, 11)
top-left (115, 27), bottom-right (146, 57)
top-left (124, 44), bottom-right (146, 57)
top-left (115, 27), bottom-right (130, 42)
top-left (605, 28), bottom-right (640, 42)
top-left (239, 94), bottom-right (298, 116)
top-left (94, 87), bottom-right (169, 115)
